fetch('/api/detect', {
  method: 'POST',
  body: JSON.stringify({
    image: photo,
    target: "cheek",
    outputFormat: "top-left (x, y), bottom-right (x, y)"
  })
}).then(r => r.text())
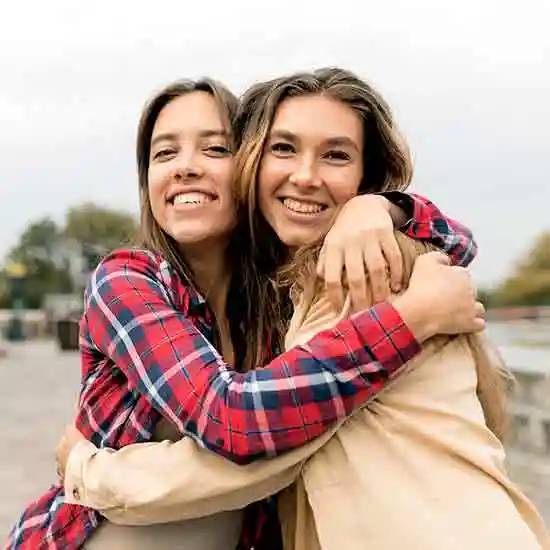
top-left (211, 160), bottom-right (235, 199)
top-left (147, 166), bottom-right (167, 213)
top-left (324, 166), bottom-right (363, 206)
top-left (258, 157), bottom-right (287, 209)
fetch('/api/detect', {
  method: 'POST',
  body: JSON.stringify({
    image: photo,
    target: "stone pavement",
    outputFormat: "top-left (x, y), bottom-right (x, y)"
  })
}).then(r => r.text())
top-left (1, 340), bottom-right (549, 541)
top-left (0, 341), bottom-right (81, 539)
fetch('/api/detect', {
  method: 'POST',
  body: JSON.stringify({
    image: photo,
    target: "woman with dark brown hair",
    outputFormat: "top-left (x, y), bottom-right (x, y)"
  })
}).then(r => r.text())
top-left (8, 73), bottom-right (482, 550)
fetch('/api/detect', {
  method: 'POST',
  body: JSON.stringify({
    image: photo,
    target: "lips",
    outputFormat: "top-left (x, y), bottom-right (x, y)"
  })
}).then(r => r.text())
top-left (166, 187), bottom-right (218, 204)
top-left (281, 197), bottom-right (327, 215)
top-left (173, 192), bottom-right (214, 205)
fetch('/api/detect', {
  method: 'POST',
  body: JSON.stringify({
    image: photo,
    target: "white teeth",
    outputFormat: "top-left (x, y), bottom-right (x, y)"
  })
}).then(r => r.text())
top-left (282, 198), bottom-right (324, 214)
top-left (173, 192), bottom-right (213, 205)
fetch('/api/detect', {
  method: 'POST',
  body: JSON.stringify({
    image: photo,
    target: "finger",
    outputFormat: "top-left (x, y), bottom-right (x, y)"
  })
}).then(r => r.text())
top-left (362, 241), bottom-right (390, 303)
top-left (471, 317), bottom-right (486, 332)
top-left (345, 245), bottom-right (369, 312)
top-left (475, 301), bottom-right (486, 318)
top-left (316, 243), bottom-right (327, 278)
top-left (380, 233), bottom-right (403, 292)
top-left (323, 243), bottom-right (345, 311)
top-left (451, 266), bottom-right (477, 296)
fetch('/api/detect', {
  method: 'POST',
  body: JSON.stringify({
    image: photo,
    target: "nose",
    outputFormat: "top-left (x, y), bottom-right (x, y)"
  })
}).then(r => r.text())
top-left (288, 155), bottom-right (320, 188)
top-left (171, 150), bottom-right (205, 180)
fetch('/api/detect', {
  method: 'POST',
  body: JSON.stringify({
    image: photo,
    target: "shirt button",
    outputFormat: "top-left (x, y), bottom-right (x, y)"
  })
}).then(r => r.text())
top-left (72, 487), bottom-right (80, 500)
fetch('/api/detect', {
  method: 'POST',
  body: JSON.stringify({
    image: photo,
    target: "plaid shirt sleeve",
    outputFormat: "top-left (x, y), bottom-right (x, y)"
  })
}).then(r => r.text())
top-left (380, 191), bottom-right (477, 267)
top-left (84, 249), bottom-right (421, 465)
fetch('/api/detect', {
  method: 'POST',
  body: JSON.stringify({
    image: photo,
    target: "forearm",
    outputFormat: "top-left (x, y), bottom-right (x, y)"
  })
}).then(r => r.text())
top-left (150, 303), bottom-right (419, 463)
top-left (379, 191), bottom-right (478, 266)
top-left (64, 428), bottom-right (336, 525)
top-left (88, 251), bottom-right (421, 464)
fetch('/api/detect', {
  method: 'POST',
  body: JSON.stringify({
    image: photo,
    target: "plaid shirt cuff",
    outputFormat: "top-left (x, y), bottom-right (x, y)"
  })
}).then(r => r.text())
top-left (350, 301), bottom-right (422, 372)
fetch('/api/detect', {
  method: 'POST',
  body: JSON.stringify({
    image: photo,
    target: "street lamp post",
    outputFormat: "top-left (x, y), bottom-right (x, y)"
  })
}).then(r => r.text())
top-left (5, 261), bottom-right (27, 342)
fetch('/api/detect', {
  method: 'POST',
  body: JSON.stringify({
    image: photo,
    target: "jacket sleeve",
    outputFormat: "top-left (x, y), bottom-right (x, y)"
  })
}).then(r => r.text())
top-left (380, 191), bottom-right (477, 266)
top-left (63, 428), bottom-right (337, 525)
top-left (81, 248), bottom-right (421, 464)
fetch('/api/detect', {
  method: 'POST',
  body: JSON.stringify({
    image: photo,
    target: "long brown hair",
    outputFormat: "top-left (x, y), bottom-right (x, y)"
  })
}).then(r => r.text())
top-left (135, 78), bottom-right (238, 284)
top-left (285, 233), bottom-right (513, 442)
top-left (234, 67), bottom-right (414, 363)
top-left (134, 78), bottom-right (263, 371)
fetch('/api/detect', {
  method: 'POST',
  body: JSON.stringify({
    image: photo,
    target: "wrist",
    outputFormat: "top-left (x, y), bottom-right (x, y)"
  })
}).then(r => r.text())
top-left (387, 202), bottom-right (408, 227)
top-left (351, 193), bottom-right (391, 211)
top-left (392, 293), bottom-right (435, 342)
top-left (376, 191), bottom-right (414, 228)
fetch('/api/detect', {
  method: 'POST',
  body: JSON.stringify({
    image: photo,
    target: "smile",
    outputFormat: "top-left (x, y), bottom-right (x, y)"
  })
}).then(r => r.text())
top-left (281, 198), bottom-right (327, 215)
top-left (171, 192), bottom-right (215, 206)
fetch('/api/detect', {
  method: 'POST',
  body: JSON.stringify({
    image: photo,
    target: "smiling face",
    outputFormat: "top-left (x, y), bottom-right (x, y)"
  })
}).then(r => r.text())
top-left (147, 91), bottom-right (236, 248)
top-left (258, 94), bottom-right (364, 248)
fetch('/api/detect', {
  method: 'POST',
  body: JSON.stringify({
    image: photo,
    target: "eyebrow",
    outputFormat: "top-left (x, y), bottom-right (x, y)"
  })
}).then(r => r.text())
top-left (269, 129), bottom-right (360, 152)
top-left (150, 129), bottom-right (229, 149)
top-left (269, 130), bottom-right (298, 142)
top-left (325, 136), bottom-right (360, 152)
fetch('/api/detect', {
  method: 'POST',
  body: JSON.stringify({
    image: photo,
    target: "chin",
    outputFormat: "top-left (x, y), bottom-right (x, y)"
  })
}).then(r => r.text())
top-left (279, 229), bottom-right (321, 249)
top-left (169, 228), bottom-right (223, 247)
top-left (169, 219), bottom-right (234, 245)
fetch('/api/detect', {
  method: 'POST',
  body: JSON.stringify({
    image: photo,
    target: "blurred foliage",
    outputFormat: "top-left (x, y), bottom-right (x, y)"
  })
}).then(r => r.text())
top-left (477, 287), bottom-right (495, 308)
top-left (489, 232), bottom-right (550, 307)
top-left (0, 204), bottom-right (137, 308)
top-left (65, 203), bottom-right (137, 271)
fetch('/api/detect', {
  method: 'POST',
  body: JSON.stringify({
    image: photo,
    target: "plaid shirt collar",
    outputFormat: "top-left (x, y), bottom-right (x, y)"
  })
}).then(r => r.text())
top-left (158, 256), bottom-right (210, 319)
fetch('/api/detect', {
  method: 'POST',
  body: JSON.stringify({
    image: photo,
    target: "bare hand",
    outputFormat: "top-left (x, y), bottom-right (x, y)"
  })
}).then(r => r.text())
top-left (394, 251), bottom-right (485, 341)
top-left (317, 195), bottom-right (403, 311)
top-left (55, 423), bottom-right (85, 483)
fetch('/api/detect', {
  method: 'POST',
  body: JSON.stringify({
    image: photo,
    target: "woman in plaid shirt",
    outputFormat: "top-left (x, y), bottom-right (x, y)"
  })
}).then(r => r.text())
top-left (8, 73), bottom-right (481, 550)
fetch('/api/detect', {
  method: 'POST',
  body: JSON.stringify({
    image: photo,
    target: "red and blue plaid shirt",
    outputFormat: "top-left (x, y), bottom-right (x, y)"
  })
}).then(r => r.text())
top-left (6, 193), bottom-right (476, 550)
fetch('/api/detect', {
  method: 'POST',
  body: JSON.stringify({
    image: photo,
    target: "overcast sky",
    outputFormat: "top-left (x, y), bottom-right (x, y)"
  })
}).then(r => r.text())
top-left (0, 0), bottom-right (548, 286)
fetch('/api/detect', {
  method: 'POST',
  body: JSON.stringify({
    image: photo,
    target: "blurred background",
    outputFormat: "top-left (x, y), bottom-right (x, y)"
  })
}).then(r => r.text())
top-left (0, 0), bottom-right (548, 538)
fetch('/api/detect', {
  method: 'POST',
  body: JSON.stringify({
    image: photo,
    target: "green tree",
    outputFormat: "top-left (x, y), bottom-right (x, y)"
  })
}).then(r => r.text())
top-left (493, 231), bottom-right (550, 306)
top-left (4, 218), bottom-right (72, 308)
top-left (477, 288), bottom-right (494, 308)
top-left (0, 270), bottom-right (9, 308)
top-left (64, 203), bottom-right (137, 271)
top-left (523, 232), bottom-right (550, 271)
top-left (2, 204), bottom-right (138, 308)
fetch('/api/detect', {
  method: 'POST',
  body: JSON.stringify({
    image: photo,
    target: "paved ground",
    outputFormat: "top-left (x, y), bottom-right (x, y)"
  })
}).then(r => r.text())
top-left (0, 341), bottom-right (81, 539)
top-left (1, 340), bottom-right (549, 541)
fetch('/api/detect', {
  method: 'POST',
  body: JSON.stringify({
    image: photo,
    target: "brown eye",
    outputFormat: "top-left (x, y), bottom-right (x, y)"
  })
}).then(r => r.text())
top-left (205, 145), bottom-right (232, 157)
top-left (153, 148), bottom-right (176, 161)
top-left (271, 142), bottom-right (295, 156)
top-left (324, 150), bottom-right (351, 162)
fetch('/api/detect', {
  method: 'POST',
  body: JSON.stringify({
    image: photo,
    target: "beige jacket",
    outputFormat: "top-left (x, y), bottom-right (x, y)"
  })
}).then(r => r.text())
top-left (66, 292), bottom-right (550, 550)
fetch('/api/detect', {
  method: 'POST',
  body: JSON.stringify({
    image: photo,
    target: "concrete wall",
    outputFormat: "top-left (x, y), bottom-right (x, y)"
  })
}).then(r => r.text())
top-left (506, 359), bottom-right (550, 519)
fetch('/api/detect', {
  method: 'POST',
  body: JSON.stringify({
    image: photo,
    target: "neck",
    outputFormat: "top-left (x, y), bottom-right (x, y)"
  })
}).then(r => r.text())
top-left (183, 240), bottom-right (232, 319)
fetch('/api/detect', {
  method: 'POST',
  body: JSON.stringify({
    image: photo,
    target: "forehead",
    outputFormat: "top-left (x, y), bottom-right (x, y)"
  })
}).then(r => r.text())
top-left (271, 94), bottom-right (363, 144)
top-left (153, 91), bottom-right (225, 135)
